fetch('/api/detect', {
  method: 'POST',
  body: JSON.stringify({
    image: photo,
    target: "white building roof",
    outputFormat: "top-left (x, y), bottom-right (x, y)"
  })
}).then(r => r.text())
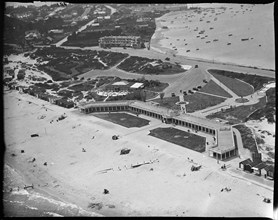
top-left (130, 82), bottom-right (144, 89)
top-left (112, 81), bottom-right (129, 86)
top-left (181, 65), bottom-right (192, 70)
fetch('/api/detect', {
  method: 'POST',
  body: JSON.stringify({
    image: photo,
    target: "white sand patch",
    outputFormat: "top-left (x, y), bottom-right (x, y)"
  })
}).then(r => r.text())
top-left (245, 119), bottom-right (275, 161)
top-left (181, 65), bottom-right (192, 70)
top-left (97, 90), bottom-right (129, 97)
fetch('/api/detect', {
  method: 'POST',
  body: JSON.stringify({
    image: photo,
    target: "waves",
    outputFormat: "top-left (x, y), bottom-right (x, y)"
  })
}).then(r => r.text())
top-left (4, 186), bottom-right (102, 217)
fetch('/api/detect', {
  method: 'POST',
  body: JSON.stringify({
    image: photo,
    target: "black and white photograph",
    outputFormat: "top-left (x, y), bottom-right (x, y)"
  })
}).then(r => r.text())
top-left (3, 1), bottom-right (276, 217)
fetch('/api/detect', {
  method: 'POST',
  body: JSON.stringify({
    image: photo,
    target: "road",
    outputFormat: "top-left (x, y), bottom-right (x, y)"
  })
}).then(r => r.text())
top-left (50, 5), bottom-right (274, 97)
top-left (69, 45), bottom-right (274, 97)
top-left (105, 4), bottom-right (116, 15)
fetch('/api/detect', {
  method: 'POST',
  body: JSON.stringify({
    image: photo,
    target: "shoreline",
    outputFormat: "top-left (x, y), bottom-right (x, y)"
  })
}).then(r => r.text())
top-left (150, 5), bottom-right (275, 71)
top-left (3, 91), bottom-right (122, 217)
top-left (4, 89), bottom-right (274, 217)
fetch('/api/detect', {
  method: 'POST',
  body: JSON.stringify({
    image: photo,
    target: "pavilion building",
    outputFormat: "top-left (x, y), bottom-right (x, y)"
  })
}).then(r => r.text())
top-left (78, 100), bottom-right (237, 160)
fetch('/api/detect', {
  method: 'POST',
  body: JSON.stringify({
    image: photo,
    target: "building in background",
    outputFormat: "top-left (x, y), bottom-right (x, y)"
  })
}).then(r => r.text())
top-left (99, 36), bottom-right (143, 48)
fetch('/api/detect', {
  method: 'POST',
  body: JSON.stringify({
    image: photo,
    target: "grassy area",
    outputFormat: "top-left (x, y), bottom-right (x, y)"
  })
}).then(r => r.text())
top-left (153, 96), bottom-right (180, 110)
top-left (199, 80), bottom-right (232, 98)
top-left (68, 81), bottom-right (96, 92)
top-left (208, 69), bottom-right (274, 92)
top-left (210, 72), bottom-right (254, 97)
top-left (149, 127), bottom-right (206, 153)
top-left (206, 97), bottom-right (267, 124)
top-left (117, 56), bottom-right (185, 75)
top-left (234, 124), bottom-right (258, 153)
top-left (93, 113), bottom-right (150, 128)
top-left (153, 92), bottom-right (226, 113)
top-left (33, 47), bottom-right (129, 81)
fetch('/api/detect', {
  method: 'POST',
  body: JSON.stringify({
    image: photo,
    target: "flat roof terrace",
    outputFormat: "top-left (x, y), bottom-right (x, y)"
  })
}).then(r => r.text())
top-left (129, 101), bottom-right (179, 118)
top-left (79, 100), bottom-right (131, 109)
top-left (173, 114), bottom-right (228, 131)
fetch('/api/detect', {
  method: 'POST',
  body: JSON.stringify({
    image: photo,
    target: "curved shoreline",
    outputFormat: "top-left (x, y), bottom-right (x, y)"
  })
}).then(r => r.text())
top-left (150, 6), bottom-right (275, 71)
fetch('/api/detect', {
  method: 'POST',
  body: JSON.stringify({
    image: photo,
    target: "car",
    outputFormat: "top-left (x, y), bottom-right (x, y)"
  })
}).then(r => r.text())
top-left (183, 91), bottom-right (187, 95)
top-left (203, 79), bottom-right (208, 83)
top-left (195, 64), bottom-right (198, 68)
top-left (188, 90), bottom-right (193, 94)
top-left (171, 93), bottom-right (175, 97)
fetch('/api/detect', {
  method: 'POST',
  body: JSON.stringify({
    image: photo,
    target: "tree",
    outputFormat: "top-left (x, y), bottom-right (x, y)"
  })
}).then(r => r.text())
top-left (17, 71), bottom-right (25, 80)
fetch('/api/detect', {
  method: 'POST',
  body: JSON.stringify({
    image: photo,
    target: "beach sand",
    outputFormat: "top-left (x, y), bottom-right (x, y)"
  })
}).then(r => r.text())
top-left (4, 89), bottom-right (274, 217)
top-left (151, 3), bottom-right (274, 70)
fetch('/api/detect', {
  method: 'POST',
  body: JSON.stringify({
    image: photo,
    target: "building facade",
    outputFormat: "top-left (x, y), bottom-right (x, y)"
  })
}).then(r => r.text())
top-left (99, 36), bottom-right (142, 48)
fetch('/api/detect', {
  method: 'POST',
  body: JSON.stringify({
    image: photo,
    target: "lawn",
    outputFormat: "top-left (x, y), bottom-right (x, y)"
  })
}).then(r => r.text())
top-left (210, 72), bottom-right (254, 97)
top-left (93, 113), bottom-right (150, 128)
top-left (153, 92), bottom-right (226, 113)
top-left (233, 124), bottom-right (258, 153)
top-left (117, 56), bottom-right (185, 75)
top-left (208, 69), bottom-right (274, 92)
top-left (33, 47), bottom-right (129, 81)
top-left (199, 80), bottom-right (232, 98)
top-left (206, 96), bottom-right (267, 124)
top-left (149, 127), bottom-right (206, 153)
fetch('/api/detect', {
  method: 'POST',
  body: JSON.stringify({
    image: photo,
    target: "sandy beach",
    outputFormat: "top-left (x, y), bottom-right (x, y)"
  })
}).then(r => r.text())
top-left (4, 89), bottom-right (274, 217)
top-left (151, 3), bottom-right (274, 70)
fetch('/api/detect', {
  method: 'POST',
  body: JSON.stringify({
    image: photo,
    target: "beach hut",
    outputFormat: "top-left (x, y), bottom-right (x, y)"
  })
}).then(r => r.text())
top-left (252, 162), bottom-right (268, 176)
top-left (239, 158), bottom-right (252, 170)
top-left (261, 165), bottom-right (274, 179)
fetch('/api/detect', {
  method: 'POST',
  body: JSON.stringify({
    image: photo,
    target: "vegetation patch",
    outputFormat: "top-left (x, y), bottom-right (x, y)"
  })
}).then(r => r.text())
top-left (208, 69), bottom-right (273, 92)
top-left (33, 47), bottom-right (129, 81)
top-left (234, 124), bottom-right (258, 153)
top-left (153, 92), bottom-right (226, 113)
top-left (117, 56), bottom-right (185, 75)
top-left (199, 80), bottom-right (232, 98)
top-left (149, 127), bottom-right (206, 153)
top-left (206, 96), bottom-right (267, 124)
top-left (68, 81), bottom-right (96, 92)
top-left (93, 113), bottom-right (150, 128)
top-left (209, 71), bottom-right (254, 97)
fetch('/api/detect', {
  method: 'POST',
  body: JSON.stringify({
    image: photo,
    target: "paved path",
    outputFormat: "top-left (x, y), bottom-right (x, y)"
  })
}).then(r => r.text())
top-left (232, 127), bottom-right (252, 160)
top-left (206, 70), bottom-right (239, 98)
top-left (191, 85), bottom-right (266, 117)
top-left (105, 5), bottom-right (116, 15)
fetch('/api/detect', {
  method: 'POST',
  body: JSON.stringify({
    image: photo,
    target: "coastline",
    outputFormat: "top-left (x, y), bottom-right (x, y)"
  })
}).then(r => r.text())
top-left (4, 89), bottom-right (274, 217)
top-left (150, 5), bottom-right (275, 70)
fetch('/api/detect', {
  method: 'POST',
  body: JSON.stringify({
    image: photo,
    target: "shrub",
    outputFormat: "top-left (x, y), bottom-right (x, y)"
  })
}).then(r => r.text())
top-left (17, 72), bottom-right (25, 80)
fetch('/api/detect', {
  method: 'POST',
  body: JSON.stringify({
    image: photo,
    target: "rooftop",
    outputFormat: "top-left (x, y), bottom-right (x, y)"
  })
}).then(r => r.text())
top-left (129, 100), bottom-right (178, 117)
top-left (112, 81), bottom-right (129, 86)
top-left (174, 113), bottom-right (228, 130)
top-left (79, 100), bottom-right (130, 108)
top-left (130, 82), bottom-right (144, 89)
top-left (100, 36), bottom-right (141, 40)
top-left (253, 162), bottom-right (268, 170)
top-left (239, 158), bottom-right (253, 165)
top-left (217, 128), bottom-right (234, 151)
